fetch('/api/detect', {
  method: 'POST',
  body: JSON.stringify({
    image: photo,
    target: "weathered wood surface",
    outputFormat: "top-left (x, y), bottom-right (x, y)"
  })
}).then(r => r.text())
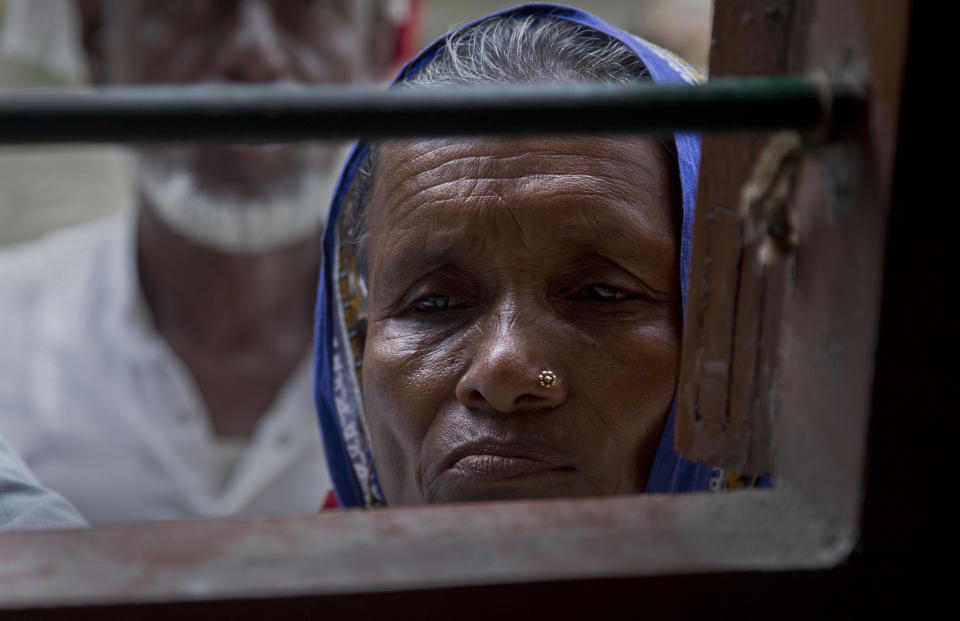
top-left (676, 0), bottom-right (809, 474)
top-left (676, 0), bottom-right (912, 489)
top-left (0, 490), bottom-right (838, 610)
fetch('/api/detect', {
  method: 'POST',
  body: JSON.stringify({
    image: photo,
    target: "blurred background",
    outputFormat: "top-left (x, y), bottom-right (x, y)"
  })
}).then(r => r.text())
top-left (0, 0), bottom-right (712, 246)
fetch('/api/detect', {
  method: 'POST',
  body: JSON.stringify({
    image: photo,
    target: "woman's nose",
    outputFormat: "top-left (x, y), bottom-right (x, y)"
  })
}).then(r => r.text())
top-left (455, 311), bottom-right (569, 413)
top-left (213, 0), bottom-right (290, 82)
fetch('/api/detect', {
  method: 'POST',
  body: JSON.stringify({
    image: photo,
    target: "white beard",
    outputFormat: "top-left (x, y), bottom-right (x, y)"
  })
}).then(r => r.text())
top-left (133, 150), bottom-right (343, 254)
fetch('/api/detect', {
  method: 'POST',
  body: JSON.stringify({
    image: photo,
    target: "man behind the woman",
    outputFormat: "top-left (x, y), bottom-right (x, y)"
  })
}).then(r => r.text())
top-left (0, 0), bottom-right (419, 525)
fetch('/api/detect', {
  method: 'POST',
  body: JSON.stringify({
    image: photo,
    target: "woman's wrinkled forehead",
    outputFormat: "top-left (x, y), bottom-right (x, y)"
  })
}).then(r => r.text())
top-left (362, 135), bottom-right (680, 289)
top-left (368, 135), bottom-right (678, 230)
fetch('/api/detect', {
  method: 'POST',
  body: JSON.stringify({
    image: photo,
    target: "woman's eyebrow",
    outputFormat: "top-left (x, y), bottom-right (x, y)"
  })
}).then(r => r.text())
top-left (372, 243), bottom-right (460, 292)
top-left (554, 219), bottom-right (679, 287)
top-left (556, 208), bottom-right (674, 255)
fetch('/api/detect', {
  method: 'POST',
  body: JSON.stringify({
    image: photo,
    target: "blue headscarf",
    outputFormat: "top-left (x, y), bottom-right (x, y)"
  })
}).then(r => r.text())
top-left (314, 3), bottom-right (757, 508)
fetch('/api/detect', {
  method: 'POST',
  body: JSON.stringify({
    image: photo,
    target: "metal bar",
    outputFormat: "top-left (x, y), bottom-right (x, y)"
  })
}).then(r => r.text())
top-left (0, 77), bottom-right (865, 145)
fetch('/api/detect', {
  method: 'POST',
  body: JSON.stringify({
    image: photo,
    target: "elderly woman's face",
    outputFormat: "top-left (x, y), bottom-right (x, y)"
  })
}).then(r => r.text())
top-left (362, 136), bottom-right (680, 505)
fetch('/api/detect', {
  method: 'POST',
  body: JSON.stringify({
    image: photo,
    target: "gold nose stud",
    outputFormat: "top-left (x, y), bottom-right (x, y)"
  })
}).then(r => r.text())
top-left (537, 370), bottom-right (557, 388)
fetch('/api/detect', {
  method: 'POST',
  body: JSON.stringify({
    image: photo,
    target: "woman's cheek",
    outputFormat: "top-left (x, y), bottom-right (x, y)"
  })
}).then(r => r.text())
top-left (371, 319), bottom-right (467, 392)
top-left (362, 322), bottom-right (470, 503)
top-left (362, 334), bottom-right (421, 504)
top-left (363, 327), bottom-right (423, 441)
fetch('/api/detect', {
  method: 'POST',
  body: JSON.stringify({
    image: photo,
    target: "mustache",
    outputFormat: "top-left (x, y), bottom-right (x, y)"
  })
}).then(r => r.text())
top-left (134, 155), bottom-right (338, 253)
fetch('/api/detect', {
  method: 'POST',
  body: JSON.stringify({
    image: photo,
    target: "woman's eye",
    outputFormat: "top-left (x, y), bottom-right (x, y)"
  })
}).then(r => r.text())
top-left (572, 284), bottom-right (635, 302)
top-left (412, 295), bottom-right (467, 312)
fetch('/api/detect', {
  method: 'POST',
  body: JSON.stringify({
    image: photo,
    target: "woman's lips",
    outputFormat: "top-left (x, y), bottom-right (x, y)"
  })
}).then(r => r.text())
top-left (452, 454), bottom-right (557, 480)
top-left (445, 442), bottom-right (572, 481)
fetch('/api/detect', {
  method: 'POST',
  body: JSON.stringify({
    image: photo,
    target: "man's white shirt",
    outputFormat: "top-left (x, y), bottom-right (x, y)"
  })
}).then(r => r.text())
top-left (0, 212), bottom-right (331, 524)
top-left (1, 431), bottom-right (87, 530)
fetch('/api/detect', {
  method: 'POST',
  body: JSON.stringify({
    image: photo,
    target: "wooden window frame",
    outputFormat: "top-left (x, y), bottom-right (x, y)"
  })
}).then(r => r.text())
top-left (0, 1), bottom-right (934, 616)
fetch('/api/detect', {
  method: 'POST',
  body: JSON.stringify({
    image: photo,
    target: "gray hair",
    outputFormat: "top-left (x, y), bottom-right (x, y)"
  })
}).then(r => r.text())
top-left (343, 14), bottom-right (656, 278)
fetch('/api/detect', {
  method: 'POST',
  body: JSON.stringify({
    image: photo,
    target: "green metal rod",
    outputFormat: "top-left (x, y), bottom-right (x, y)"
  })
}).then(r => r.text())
top-left (0, 77), bottom-right (865, 144)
